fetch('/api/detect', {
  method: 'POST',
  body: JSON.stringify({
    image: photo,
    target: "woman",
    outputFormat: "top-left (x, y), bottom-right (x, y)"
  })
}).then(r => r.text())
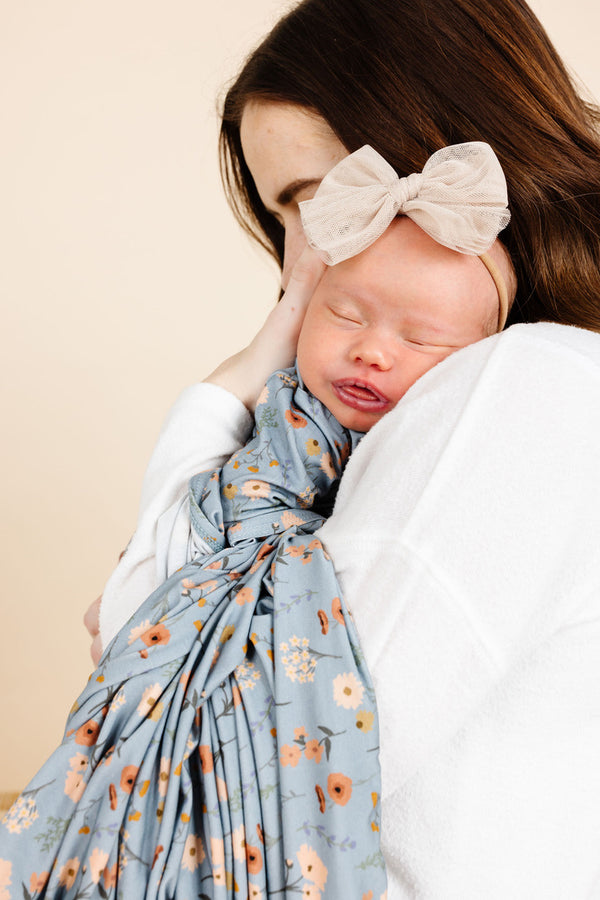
top-left (90, 0), bottom-right (600, 896)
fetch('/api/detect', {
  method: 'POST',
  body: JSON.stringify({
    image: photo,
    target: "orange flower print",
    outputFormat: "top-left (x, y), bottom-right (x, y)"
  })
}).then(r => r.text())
top-left (241, 479), bottom-right (271, 499)
top-left (199, 745), bottom-right (214, 774)
top-left (304, 739), bottom-right (324, 764)
top-left (315, 784), bottom-right (326, 813)
top-left (109, 783), bottom-right (118, 810)
top-left (331, 596), bottom-right (345, 626)
top-left (181, 834), bottom-right (206, 872)
top-left (294, 726), bottom-right (308, 741)
top-left (296, 844), bottom-right (328, 891)
top-left (285, 407), bottom-right (307, 429)
top-left (75, 719), bottom-right (100, 746)
top-left (305, 438), bottom-right (321, 456)
top-left (29, 871), bottom-right (49, 894)
top-left (120, 765), bottom-right (138, 794)
top-left (356, 709), bottom-right (375, 733)
top-left (223, 482), bottom-right (238, 500)
top-left (88, 848), bottom-right (109, 884)
top-left (320, 452), bottom-right (336, 479)
top-left (317, 609), bottom-right (329, 635)
top-left (58, 857), bottom-right (80, 890)
top-left (140, 623), bottom-right (171, 649)
top-left (256, 823), bottom-right (264, 844)
top-left (363, 892), bottom-right (374, 900)
top-left (235, 586), bottom-right (254, 606)
top-left (103, 863), bottom-right (118, 889)
top-left (286, 544), bottom-right (306, 558)
top-left (327, 772), bottom-right (353, 806)
top-left (280, 744), bottom-right (302, 767)
top-left (152, 845), bottom-right (164, 870)
top-left (332, 672), bottom-right (365, 709)
top-left (232, 682), bottom-right (242, 707)
top-left (246, 843), bottom-right (263, 875)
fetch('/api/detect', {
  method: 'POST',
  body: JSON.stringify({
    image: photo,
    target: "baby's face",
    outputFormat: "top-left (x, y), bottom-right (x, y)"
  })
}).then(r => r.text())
top-left (297, 217), bottom-right (499, 432)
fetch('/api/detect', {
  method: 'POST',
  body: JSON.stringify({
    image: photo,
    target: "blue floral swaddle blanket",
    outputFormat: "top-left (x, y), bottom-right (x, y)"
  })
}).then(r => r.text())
top-left (0, 368), bottom-right (387, 899)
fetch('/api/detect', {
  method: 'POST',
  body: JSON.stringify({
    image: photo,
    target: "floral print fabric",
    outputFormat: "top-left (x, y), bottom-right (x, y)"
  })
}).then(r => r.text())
top-left (0, 368), bottom-right (387, 899)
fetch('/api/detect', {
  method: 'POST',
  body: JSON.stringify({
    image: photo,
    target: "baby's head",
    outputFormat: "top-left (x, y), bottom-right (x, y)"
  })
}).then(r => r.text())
top-left (297, 216), bottom-right (515, 432)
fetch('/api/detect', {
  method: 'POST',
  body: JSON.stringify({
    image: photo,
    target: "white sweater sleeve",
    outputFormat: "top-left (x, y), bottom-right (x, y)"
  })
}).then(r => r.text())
top-left (319, 322), bottom-right (600, 898)
top-left (98, 382), bottom-right (253, 648)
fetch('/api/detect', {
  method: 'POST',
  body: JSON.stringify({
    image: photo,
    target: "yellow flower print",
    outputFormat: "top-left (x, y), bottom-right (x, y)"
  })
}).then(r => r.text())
top-left (332, 672), bottom-right (365, 709)
top-left (356, 709), bottom-right (375, 733)
top-left (223, 482), bottom-right (238, 499)
top-left (305, 438), bottom-right (321, 456)
top-left (220, 624), bottom-right (236, 643)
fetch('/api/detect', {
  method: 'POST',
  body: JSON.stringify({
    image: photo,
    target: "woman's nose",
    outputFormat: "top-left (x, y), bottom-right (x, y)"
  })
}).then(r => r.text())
top-left (281, 223), bottom-right (309, 290)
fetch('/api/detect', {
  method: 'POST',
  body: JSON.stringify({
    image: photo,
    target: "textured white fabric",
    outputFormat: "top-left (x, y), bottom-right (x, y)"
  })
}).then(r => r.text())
top-left (300, 142), bottom-right (510, 264)
top-left (98, 323), bottom-right (600, 898)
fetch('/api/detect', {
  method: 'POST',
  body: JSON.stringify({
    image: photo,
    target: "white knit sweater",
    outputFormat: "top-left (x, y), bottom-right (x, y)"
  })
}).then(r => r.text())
top-left (99, 322), bottom-right (600, 899)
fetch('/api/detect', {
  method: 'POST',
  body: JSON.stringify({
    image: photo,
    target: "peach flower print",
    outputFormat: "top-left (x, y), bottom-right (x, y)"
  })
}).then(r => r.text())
top-left (320, 452), bottom-right (336, 479)
top-left (158, 756), bottom-right (170, 796)
top-left (137, 683), bottom-right (162, 718)
top-left (304, 739), bottom-right (324, 764)
top-left (280, 744), bottom-right (302, 767)
top-left (241, 479), bottom-right (271, 499)
top-left (58, 857), bottom-right (80, 890)
top-left (280, 511), bottom-right (307, 528)
top-left (296, 844), bottom-right (328, 891)
top-left (0, 859), bottom-right (11, 900)
top-left (64, 768), bottom-right (86, 802)
top-left (29, 871), bottom-right (49, 894)
top-left (103, 863), bottom-right (118, 889)
top-left (182, 834), bottom-right (206, 872)
top-left (232, 823), bottom-right (246, 861)
top-left (248, 884), bottom-right (263, 900)
top-left (333, 672), bottom-right (365, 709)
top-left (235, 586), bottom-right (254, 606)
top-left (127, 619), bottom-right (151, 644)
top-left (302, 886), bottom-right (322, 900)
top-left (88, 848), bottom-right (109, 884)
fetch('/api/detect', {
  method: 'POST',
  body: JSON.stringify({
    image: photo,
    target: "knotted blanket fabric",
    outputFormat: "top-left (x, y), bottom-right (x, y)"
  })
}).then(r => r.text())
top-left (0, 368), bottom-right (387, 900)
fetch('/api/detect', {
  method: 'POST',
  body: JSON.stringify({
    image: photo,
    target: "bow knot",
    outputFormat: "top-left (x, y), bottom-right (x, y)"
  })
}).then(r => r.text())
top-left (300, 142), bottom-right (510, 265)
top-left (389, 171), bottom-right (422, 208)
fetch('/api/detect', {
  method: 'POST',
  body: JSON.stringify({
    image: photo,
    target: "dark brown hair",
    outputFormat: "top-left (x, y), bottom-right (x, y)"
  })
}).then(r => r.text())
top-left (220, 0), bottom-right (600, 330)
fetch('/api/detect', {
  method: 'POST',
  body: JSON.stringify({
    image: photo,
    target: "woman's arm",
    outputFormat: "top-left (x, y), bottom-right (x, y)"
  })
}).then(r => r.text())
top-left (90, 250), bottom-right (325, 658)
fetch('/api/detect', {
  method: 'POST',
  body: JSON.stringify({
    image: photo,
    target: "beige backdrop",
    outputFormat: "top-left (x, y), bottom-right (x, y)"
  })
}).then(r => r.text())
top-left (1, 0), bottom-right (599, 789)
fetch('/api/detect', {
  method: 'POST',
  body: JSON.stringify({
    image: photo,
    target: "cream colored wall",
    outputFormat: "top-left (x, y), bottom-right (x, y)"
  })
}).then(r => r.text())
top-left (1, 0), bottom-right (599, 789)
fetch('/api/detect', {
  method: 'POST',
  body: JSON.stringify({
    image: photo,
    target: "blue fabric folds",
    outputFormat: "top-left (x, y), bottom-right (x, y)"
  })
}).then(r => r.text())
top-left (1, 368), bottom-right (387, 899)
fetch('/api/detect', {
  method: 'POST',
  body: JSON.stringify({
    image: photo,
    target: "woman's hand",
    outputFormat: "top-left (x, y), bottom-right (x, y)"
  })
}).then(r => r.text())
top-left (204, 247), bottom-right (325, 411)
top-left (84, 595), bottom-right (103, 666)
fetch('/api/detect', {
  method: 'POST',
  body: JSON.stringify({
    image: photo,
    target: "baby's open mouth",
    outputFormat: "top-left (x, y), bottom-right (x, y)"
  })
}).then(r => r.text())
top-left (332, 379), bottom-right (390, 412)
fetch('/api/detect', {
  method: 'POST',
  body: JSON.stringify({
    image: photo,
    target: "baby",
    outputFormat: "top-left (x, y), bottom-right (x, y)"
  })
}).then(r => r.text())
top-left (297, 215), bottom-right (511, 434)
top-left (3, 143), bottom-right (514, 898)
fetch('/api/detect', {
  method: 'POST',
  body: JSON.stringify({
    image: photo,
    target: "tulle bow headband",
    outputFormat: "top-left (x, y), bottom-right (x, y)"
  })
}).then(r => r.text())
top-left (300, 142), bottom-right (512, 329)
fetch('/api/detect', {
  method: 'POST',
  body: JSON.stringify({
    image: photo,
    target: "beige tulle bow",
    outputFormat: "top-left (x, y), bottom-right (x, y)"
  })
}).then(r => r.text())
top-left (299, 142), bottom-right (511, 265)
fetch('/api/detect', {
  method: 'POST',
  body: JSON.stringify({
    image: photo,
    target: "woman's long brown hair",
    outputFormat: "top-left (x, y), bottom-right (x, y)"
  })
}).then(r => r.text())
top-left (220, 0), bottom-right (600, 331)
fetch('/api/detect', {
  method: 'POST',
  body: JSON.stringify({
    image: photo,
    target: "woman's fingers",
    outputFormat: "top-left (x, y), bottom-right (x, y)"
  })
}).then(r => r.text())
top-left (204, 248), bottom-right (326, 411)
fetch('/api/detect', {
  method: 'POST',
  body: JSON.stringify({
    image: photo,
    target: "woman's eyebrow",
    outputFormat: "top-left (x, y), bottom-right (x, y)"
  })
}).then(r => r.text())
top-left (276, 178), bottom-right (322, 207)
